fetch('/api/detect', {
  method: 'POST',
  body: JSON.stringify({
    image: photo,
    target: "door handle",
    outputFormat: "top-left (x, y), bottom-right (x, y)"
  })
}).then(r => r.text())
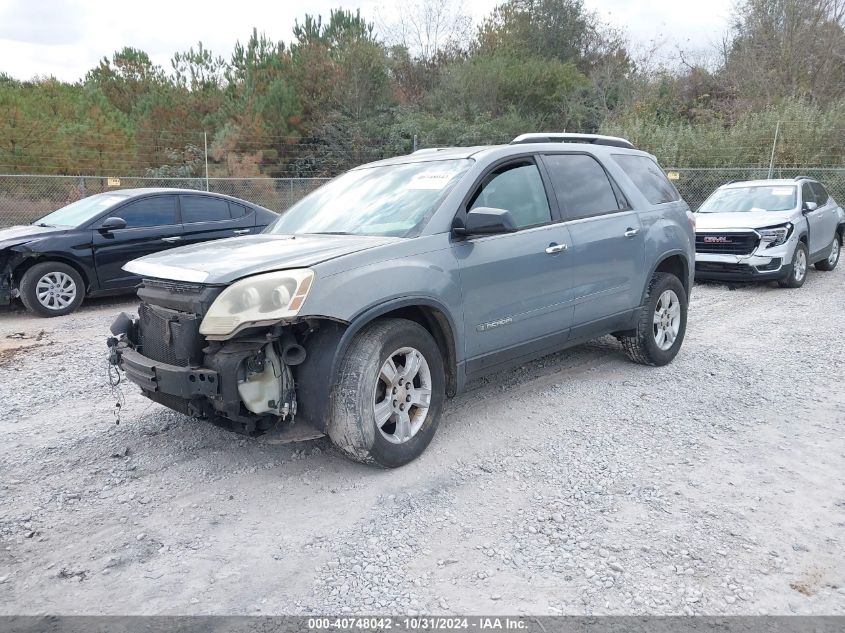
top-left (161, 236), bottom-right (182, 243)
top-left (232, 229), bottom-right (251, 235)
top-left (545, 243), bottom-right (568, 254)
top-left (624, 228), bottom-right (640, 238)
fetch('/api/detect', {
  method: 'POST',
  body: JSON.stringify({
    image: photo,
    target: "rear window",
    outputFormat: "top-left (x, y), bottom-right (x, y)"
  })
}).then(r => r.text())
top-left (612, 154), bottom-right (679, 204)
top-left (543, 154), bottom-right (623, 219)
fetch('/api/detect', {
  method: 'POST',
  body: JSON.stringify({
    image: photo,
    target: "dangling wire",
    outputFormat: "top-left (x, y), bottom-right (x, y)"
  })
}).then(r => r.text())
top-left (107, 362), bottom-right (125, 425)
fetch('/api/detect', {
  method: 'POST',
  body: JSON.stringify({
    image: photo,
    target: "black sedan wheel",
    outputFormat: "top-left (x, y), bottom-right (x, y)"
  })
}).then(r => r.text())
top-left (19, 261), bottom-right (85, 317)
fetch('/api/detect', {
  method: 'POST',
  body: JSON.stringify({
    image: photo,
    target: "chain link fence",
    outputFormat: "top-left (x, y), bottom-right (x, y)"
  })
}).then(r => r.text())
top-left (1, 167), bottom-right (844, 227)
top-left (0, 175), bottom-right (331, 227)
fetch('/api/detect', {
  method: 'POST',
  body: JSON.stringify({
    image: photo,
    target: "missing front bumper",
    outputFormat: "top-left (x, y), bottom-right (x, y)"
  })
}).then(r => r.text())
top-left (119, 348), bottom-right (219, 398)
top-left (108, 310), bottom-right (299, 436)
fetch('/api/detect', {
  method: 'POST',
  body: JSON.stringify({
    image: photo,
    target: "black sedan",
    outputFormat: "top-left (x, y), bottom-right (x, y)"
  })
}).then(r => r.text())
top-left (0, 188), bottom-right (278, 316)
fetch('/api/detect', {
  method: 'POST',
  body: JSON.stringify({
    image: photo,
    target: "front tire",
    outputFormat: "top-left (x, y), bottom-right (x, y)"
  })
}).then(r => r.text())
top-left (327, 318), bottom-right (445, 468)
top-left (620, 272), bottom-right (688, 367)
top-left (814, 235), bottom-right (840, 271)
top-left (778, 241), bottom-right (808, 288)
top-left (19, 261), bottom-right (85, 317)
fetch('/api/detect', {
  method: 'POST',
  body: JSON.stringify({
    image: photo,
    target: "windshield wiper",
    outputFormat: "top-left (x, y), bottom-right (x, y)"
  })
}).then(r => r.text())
top-left (305, 231), bottom-right (356, 235)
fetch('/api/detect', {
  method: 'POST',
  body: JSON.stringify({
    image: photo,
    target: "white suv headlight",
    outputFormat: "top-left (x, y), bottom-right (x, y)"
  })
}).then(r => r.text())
top-left (759, 223), bottom-right (793, 248)
top-left (199, 269), bottom-right (314, 337)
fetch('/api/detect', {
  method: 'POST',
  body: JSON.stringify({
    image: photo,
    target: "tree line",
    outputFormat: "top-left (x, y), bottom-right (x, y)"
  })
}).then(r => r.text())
top-left (0, 0), bottom-right (843, 178)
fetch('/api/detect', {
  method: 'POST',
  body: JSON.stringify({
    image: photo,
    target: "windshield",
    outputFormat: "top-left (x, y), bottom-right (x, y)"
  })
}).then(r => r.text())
top-left (35, 193), bottom-right (130, 227)
top-left (266, 159), bottom-right (472, 237)
top-left (698, 185), bottom-right (797, 213)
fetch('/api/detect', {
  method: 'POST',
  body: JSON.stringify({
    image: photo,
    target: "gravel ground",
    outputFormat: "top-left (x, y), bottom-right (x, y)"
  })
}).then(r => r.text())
top-left (0, 270), bottom-right (843, 616)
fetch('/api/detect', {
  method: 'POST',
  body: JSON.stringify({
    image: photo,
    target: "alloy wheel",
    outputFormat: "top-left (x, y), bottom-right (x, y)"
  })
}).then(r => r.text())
top-left (794, 248), bottom-right (807, 282)
top-left (653, 289), bottom-right (681, 351)
top-left (373, 347), bottom-right (432, 444)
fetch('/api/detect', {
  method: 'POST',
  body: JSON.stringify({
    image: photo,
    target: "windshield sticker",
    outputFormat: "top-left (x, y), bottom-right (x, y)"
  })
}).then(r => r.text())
top-left (770, 187), bottom-right (794, 196)
top-left (407, 173), bottom-right (454, 190)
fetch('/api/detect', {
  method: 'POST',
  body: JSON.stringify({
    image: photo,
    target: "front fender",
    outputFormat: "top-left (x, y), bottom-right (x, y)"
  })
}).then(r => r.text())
top-left (294, 294), bottom-right (461, 432)
top-left (6, 239), bottom-right (99, 293)
top-left (293, 234), bottom-right (464, 431)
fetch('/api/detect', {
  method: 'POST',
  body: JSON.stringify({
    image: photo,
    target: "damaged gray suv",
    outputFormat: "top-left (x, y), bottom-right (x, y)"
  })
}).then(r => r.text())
top-left (108, 134), bottom-right (695, 467)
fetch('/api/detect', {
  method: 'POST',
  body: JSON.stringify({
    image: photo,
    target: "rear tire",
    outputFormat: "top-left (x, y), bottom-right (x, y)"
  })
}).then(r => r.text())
top-left (620, 272), bottom-right (687, 367)
top-left (814, 235), bottom-right (840, 271)
top-left (778, 241), bottom-right (808, 288)
top-left (19, 261), bottom-right (85, 317)
top-left (327, 318), bottom-right (445, 468)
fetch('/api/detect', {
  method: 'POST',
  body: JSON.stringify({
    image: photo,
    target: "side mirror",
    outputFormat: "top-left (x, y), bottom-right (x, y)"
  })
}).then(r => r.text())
top-left (453, 207), bottom-right (518, 236)
top-left (100, 217), bottom-right (127, 232)
top-left (802, 201), bottom-right (818, 213)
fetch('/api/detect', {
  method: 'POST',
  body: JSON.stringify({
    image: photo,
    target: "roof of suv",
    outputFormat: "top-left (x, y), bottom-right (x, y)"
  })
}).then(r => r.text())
top-left (721, 179), bottom-right (809, 188)
top-left (357, 141), bottom-right (652, 170)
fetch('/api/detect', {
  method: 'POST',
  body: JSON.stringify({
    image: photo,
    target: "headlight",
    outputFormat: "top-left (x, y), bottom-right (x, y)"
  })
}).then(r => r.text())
top-left (199, 269), bottom-right (314, 337)
top-left (758, 223), bottom-right (793, 248)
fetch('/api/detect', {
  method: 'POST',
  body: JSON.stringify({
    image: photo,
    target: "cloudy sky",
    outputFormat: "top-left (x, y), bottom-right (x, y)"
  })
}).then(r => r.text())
top-left (0, 0), bottom-right (735, 82)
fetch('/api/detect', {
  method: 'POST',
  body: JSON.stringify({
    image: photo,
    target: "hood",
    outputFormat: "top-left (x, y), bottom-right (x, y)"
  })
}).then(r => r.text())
top-left (695, 210), bottom-right (796, 231)
top-left (123, 233), bottom-right (401, 284)
top-left (0, 224), bottom-right (68, 249)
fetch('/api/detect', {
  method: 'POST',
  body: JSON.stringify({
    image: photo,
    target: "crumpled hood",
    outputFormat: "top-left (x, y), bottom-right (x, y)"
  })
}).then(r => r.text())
top-left (123, 233), bottom-right (401, 284)
top-left (0, 224), bottom-right (68, 249)
top-left (695, 210), bottom-right (796, 231)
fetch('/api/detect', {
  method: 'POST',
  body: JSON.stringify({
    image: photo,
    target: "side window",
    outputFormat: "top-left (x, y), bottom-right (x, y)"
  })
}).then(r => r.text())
top-left (810, 182), bottom-right (829, 206)
top-left (113, 196), bottom-right (177, 228)
top-left (469, 162), bottom-right (551, 229)
top-left (543, 154), bottom-right (622, 220)
top-left (801, 183), bottom-right (816, 206)
top-left (229, 202), bottom-right (249, 218)
top-left (612, 154), bottom-right (679, 204)
top-left (181, 195), bottom-right (231, 223)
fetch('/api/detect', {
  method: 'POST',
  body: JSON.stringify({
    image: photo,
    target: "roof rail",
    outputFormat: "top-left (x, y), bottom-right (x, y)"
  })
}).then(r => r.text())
top-left (510, 133), bottom-right (636, 150)
top-left (412, 147), bottom-right (450, 154)
top-left (793, 175), bottom-right (813, 181)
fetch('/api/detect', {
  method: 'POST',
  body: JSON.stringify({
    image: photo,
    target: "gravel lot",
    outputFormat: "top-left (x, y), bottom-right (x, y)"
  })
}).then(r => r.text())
top-left (1, 270), bottom-right (844, 616)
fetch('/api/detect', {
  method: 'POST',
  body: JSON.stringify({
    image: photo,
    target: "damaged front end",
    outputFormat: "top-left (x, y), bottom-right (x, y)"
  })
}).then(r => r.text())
top-left (0, 249), bottom-right (24, 305)
top-left (107, 276), bottom-right (322, 439)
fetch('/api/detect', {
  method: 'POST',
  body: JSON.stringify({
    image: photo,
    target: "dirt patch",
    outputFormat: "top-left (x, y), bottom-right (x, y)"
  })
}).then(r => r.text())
top-left (790, 569), bottom-right (826, 596)
top-left (0, 330), bottom-right (51, 365)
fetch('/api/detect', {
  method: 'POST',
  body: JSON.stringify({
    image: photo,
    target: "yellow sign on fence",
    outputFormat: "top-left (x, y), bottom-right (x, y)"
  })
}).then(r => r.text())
top-left (107, 177), bottom-right (121, 187)
top-left (666, 171), bottom-right (680, 181)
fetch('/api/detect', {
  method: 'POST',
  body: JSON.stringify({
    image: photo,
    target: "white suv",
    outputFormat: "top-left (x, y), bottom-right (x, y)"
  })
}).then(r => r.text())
top-left (694, 178), bottom-right (844, 288)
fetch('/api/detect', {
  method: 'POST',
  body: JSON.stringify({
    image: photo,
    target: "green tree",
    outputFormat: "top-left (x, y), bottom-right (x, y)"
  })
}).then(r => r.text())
top-left (723, 0), bottom-right (845, 102)
top-left (437, 53), bottom-right (586, 124)
top-left (172, 41), bottom-right (226, 92)
top-left (64, 86), bottom-right (133, 175)
top-left (476, 0), bottom-right (628, 71)
top-left (218, 29), bottom-right (302, 175)
top-left (0, 82), bottom-right (60, 173)
top-left (86, 47), bottom-right (167, 116)
top-left (292, 9), bottom-right (376, 50)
